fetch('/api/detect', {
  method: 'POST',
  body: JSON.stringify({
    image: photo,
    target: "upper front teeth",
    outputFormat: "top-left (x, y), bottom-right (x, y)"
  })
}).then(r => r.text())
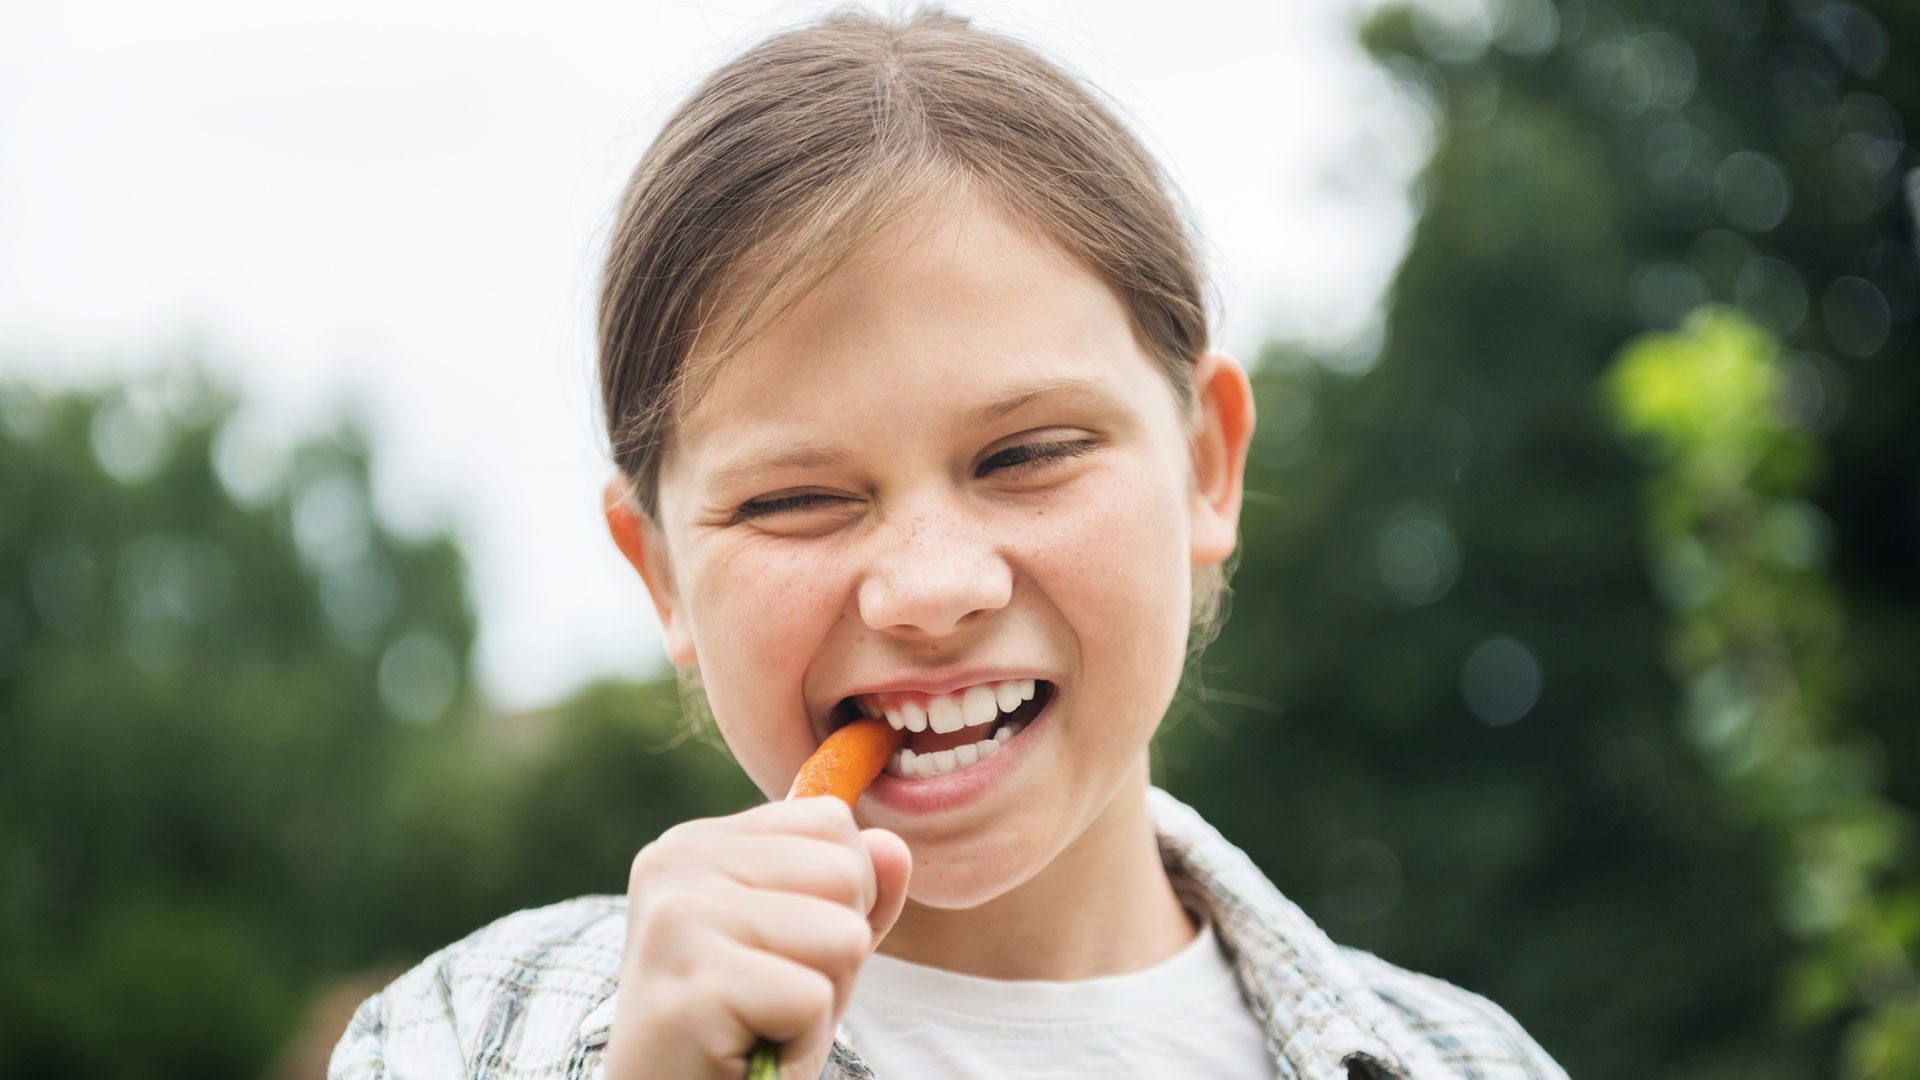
top-left (879, 679), bottom-right (1035, 733)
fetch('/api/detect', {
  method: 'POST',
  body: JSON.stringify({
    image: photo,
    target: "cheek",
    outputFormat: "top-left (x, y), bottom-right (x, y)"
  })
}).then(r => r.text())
top-left (683, 543), bottom-right (851, 781)
top-left (691, 544), bottom-right (846, 653)
top-left (1023, 459), bottom-right (1194, 671)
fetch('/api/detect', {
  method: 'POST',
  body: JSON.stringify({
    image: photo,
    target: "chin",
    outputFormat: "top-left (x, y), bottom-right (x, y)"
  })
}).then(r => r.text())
top-left (900, 832), bottom-right (1051, 910)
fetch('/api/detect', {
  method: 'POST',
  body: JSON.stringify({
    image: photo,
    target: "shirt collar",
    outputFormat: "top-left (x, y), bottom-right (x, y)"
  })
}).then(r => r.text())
top-left (1148, 786), bottom-right (1468, 1080)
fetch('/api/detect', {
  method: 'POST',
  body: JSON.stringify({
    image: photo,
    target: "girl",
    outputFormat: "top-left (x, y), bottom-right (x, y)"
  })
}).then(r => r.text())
top-left (333, 8), bottom-right (1566, 1079)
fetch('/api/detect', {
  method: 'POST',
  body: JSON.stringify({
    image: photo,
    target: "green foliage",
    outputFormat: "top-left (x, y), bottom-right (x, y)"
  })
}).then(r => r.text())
top-left (1607, 308), bottom-right (1919, 1078)
top-left (0, 375), bottom-right (759, 1078)
top-left (1156, 1), bottom-right (1918, 1077)
top-left (6, 2), bottom-right (1919, 1078)
top-left (0, 374), bottom-right (473, 1074)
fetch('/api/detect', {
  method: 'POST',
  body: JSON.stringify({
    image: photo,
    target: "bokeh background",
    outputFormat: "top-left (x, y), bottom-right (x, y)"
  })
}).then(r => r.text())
top-left (3, 0), bottom-right (1917, 1077)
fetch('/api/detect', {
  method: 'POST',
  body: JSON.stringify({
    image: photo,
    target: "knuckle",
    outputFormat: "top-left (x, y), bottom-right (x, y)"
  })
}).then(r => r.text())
top-left (633, 889), bottom-right (700, 948)
top-left (678, 968), bottom-right (722, 1015)
top-left (650, 973), bottom-right (703, 1026)
top-left (792, 795), bottom-right (856, 837)
top-left (630, 830), bottom-right (689, 887)
top-left (795, 969), bottom-right (836, 1020)
top-left (663, 818), bottom-right (713, 850)
top-left (824, 912), bottom-right (873, 970)
top-left (623, 968), bottom-right (706, 1046)
top-left (820, 846), bottom-right (867, 903)
top-left (627, 846), bottom-right (658, 890)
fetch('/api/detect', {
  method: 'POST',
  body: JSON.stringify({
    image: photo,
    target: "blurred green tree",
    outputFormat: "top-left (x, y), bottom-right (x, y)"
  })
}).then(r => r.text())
top-left (1155, 1), bottom-right (1917, 1077)
top-left (0, 374), bottom-right (760, 1078)
top-left (1606, 307), bottom-right (1917, 1077)
top-left (0, 373), bottom-right (477, 1076)
top-left (7, 2), bottom-right (1918, 1078)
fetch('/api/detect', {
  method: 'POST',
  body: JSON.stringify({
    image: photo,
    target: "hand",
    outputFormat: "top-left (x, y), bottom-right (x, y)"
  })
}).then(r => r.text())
top-left (602, 797), bottom-right (912, 1079)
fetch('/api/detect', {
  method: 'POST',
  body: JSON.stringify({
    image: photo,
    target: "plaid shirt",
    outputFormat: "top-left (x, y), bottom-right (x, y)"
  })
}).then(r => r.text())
top-left (331, 789), bottom-right (1567, 1080)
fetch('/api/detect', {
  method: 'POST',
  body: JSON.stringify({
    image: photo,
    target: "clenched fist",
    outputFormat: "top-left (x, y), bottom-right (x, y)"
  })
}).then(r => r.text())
top-left (602, 797), bottom-right (912, 1079)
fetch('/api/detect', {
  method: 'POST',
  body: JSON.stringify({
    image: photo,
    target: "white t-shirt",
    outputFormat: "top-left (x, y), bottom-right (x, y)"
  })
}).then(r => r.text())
top-left (840, 919), bottom-right (1276, 1078)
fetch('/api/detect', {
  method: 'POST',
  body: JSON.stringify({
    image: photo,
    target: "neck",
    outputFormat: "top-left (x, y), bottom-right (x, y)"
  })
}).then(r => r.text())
top-left (876, 768), bottom-right (1195, 980)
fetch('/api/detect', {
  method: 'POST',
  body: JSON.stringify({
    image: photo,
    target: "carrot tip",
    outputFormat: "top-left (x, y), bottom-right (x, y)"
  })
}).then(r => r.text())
top-left (786, 716), bottom-right (909, 806)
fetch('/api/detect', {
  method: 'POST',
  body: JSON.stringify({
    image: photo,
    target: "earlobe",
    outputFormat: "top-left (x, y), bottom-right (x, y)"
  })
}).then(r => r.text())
top-left (602, 477), bottom-right (698, 667)
top-left (1187, 352), bottom-right (1255, 567)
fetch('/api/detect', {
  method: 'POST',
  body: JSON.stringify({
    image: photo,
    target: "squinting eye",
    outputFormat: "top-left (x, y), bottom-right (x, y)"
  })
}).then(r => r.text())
top-left (732, 492), bottom-right (846, 521)
top-left (977, 438), bottom-right (1097, 478)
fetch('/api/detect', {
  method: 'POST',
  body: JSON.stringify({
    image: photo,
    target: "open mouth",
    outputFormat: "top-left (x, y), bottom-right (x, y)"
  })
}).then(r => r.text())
top-left (831, 680), bottom-right (1053, 780)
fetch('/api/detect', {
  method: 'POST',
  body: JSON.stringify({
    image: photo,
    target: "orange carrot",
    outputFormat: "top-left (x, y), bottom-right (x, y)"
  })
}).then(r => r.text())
top-left (786, 715), bottom-right (908, 805)
top-left (749, 716), bottom-right (908, 1079)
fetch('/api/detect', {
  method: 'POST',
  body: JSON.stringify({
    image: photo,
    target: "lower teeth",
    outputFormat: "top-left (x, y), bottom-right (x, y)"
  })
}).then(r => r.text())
top-left (891, 719), bottom-right (1026, 780)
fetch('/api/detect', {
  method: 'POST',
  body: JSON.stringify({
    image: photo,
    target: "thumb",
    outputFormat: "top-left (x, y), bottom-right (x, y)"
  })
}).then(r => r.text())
top-left (860, 828), bottom-right (911, 946)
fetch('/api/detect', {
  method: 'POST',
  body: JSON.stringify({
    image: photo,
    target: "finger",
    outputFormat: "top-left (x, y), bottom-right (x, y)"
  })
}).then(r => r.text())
top-left (772, 1034), bottom-right (836, 1080)
top-left (638, 804), bottom-right (874, 907)
top-left (716, 884), bottom-right (874, 983)
top-left (860, 828), bottom-right (911, 944)
top-left (724, 796), bottom-right (862, 843)
top-left (702, 833), bottom-right (877, 914)
top-left (601, 935), bottom-right (834, 1080)
top-left (629, 885), bottom-right (869, 987)
top-left (687, 884), bottom-right (874, 1029)
top-left (700, 944), bottom-right (838, 1062)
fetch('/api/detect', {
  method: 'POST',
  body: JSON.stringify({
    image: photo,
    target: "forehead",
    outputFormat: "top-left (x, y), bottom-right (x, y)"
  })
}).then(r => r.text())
top-left (666, 196), bottom-right (1171, 475)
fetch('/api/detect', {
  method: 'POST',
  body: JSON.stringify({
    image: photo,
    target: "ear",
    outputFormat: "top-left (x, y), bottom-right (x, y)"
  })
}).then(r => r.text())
top-left (1186, 351), bottom-right (1255, 568)
top-left (602, 477), bottom-right (698, 667)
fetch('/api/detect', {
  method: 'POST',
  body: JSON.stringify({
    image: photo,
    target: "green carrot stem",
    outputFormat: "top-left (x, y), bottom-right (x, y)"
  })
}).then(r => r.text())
top-left (747, 1037), bottom-right (780, 1079)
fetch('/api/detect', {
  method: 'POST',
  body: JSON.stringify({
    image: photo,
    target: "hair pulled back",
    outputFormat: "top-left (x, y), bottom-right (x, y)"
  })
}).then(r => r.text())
top-left (598, 6), bottom-right (1210, 516)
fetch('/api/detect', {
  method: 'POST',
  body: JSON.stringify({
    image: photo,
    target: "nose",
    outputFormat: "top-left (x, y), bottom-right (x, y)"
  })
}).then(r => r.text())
top-left (856, 502), bottom-right (1013, 640)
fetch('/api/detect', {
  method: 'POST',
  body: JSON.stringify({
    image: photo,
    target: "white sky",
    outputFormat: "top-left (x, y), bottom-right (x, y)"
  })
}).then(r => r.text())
top-left (0, 0), bottom-right (1431, 709)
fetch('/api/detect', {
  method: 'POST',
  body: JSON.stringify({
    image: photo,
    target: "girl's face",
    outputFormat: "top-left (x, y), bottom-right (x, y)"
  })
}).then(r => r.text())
top-left (624, 193), bottom-right (1250, 908)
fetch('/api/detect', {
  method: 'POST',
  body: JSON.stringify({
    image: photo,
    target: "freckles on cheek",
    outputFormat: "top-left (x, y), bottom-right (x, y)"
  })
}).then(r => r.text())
top-left (1038, 476), bottom-right (1190, 647)
top-left (690, 544), bottom-right (847, 663)
top-left (689, 544), bottom-right (852, 787)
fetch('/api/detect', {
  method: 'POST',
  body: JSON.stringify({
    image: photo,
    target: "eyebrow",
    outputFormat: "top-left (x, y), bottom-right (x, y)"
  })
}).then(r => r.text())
top-left (958, 377), bottom-right (1115, 431)
top-left (707, 443), bottom-right (861, 492)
